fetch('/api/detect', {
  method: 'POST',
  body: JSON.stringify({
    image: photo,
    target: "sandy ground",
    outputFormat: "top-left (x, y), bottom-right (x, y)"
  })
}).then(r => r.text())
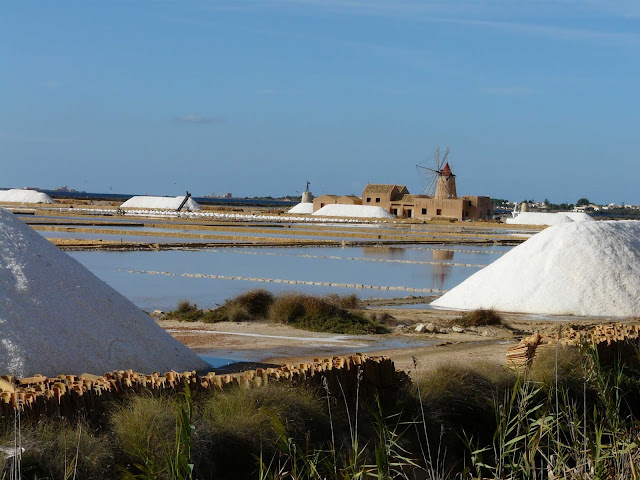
top-left (159, 307), bottom-right (609, 374)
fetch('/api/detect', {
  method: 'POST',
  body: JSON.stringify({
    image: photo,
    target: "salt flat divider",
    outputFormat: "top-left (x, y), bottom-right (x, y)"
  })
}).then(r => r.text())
top-left (119, 269), bottom-right (448, 294)
top-left (205, 248), bottom-right (489, 268)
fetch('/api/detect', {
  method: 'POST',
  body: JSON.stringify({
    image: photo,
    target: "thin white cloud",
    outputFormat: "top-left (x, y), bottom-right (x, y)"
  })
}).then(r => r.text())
top-left (174, 114), bottom-right (224, 125)
top-left (433, 17), bottom-right (640, 47)
top-left (207, 1), bottom-right (640, 47)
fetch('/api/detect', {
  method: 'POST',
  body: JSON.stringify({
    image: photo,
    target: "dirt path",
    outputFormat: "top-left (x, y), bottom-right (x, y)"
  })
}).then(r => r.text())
top-left (159, 308), bottom-right (607, 374)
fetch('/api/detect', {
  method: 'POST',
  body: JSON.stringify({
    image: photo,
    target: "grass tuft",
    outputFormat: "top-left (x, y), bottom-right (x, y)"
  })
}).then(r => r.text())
top-left (110, 395), bottom-right (177, 476)
top-left (455, 308), bottom-right (503, 327)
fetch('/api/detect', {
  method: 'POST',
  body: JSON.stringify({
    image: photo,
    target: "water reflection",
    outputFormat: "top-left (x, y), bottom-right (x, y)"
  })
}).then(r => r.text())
top-left (431, 249), bottom-right (454, 290)
top-left (361, 246), bottom-right (406, 259)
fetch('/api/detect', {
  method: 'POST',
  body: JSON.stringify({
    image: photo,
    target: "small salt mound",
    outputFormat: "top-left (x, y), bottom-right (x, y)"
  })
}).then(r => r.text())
top-left (121, 196), bottom-right (201, 211)
top-left (506, 212), bottom-right (575, 226)
top-left (288, 203), bottom-right (314, 214)
top-left (0, 208), bottom-right (209, 377)
top-left (0, 189), bottom-right (54, 204)
top-left (563, 212), bottom-right (594, 222)
top-left (313, 204), bottom-right (395, 218)
top-left (431, 220), bottom-right (640, 317)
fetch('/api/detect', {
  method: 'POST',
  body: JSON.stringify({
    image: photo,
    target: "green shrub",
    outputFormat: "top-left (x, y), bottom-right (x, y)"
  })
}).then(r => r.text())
top-left (167, 299), bottom-right (204, 322)
top-left (17, 418), bottom-right (114, 480)
top-left (529, 344), bottom-right (588, 394)
top-left (456, 308), bottom-right (503, 327)
top-left (197, 289), bottom-right (275, 323)
top-left (195, 384), bottom-right (327, 479)
top-left (231, 289), bottom-right (274, 317)
top-left (110, 395), bottom-right (177, 477)
top-left (416, 361), bottom-right (515, 436)
top-left (269, 292), bottom-right (388, 334)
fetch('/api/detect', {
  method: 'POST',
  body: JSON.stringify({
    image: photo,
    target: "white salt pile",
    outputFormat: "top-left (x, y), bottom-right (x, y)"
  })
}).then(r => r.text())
top-left (0, 189), bottom-right (54, 204)
top-left (121, 195), bottom-right (201, 211)
top-left (288, 202), bottom-right (314, 214)
top-left (432, 220), bottom-right (640, 317)
top-left (506, 211), bottom-right (593, 226)
top-left (563, 212), bottom-right (595, 222)
top-left (0, 208), bottom-right (209, 377)
top-left (313, 204), bottom-right (395, 219)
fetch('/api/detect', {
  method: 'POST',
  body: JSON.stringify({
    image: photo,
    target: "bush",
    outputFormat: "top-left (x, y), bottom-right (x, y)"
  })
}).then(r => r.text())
top-left (166, 291), bottom-right (384, 333)
top-left (529, 344), bottom-right (587, 393)
top-left (456, 308), bottom-right (503, 327)
top-left (269, 292), bottom-right (389, 334)
top-left (195, 384), bottom-right (327, 479)
top-left (110, 395), bottom-right (177, 477)
top-left (368, 311), bottom-right (395, 325)
top-left (231, 289), bottom-right (274, 317)
top-left (414, 361), bottom-right (516, 451)
top-left (167, 299), bottom-right (204, 322)
top-left (200, 289), bottom-right (275, 323)
top-left (17, 418), bottom-right (114, 480)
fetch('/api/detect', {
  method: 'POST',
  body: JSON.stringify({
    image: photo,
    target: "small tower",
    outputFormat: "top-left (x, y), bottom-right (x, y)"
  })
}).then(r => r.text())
top-left (301, 181), bottom-right (313, 203)
top-left (434, 163), bottom-right (457, 199)
top-left (520, 201), bottom-right (529, 212)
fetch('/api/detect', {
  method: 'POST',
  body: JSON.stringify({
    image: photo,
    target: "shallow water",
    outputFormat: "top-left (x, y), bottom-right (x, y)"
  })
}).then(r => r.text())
top-left (195, 334), bottom-right (437, 368)
top-left (68, 245), bottom-right (509, 311)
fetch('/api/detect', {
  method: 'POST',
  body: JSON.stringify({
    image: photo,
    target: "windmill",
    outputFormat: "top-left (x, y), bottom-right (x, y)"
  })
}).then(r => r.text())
top-left (416, 147), bottom-right (457, 199)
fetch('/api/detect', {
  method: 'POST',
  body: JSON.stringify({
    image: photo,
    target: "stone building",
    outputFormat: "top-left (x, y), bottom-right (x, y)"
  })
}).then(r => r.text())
top-left (314, 163), bottom-right (492, 220)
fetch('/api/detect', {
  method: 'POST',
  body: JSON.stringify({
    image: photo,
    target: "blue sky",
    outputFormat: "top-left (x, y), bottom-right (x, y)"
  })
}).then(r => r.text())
top-left (2, 1), bottom-right (638, 204)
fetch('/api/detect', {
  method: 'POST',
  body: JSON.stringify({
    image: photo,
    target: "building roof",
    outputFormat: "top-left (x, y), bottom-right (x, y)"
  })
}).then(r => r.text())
top-left (441, 163), bottom-right (454, 177)
top-left (338, 195), bottom-right (361, 200)
top-left (363, 184), bottom-right (408, 194)
top-left (399, 194), bottom-right (427, 202)
top-left (315, 194), bottom-right (339, 199)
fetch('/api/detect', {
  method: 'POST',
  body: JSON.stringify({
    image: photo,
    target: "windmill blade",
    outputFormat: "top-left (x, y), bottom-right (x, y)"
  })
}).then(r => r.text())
top-left (434, 147), bottom-right (441, 170)
top-left (416, 164), bottom-right (439, 174)
top-left (441, 146), bottom-right (450, 166)
top-left (425, 173), bottom-right (438, 196)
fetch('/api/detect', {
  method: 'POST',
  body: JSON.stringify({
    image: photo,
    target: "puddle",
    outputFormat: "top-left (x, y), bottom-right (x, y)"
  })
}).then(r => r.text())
top-left (194, 334), bottom-right (438, 367)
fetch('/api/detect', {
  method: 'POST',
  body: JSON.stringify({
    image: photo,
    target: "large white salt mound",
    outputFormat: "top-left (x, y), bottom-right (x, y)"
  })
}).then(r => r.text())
top-left (0, 189), bottom-right (54, 204)
top-left (313, 204), bottom-right (395, 219)
top-left (432, 220), bottom-right (640, 317)
top-left (0, 208), bottom-right (209, 377)
top-left (121, 196), bottom-right (201, 211)
top-left (288, 203), bottom-right (314, 214)
top-left (506, 212), bottom-right (575, 226)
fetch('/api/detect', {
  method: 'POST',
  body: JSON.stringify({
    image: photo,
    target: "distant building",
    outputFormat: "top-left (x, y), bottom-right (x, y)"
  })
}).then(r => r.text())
top-left (337, 195), bottom-right (362, 205)
top-left (313, 194), bottom-right (340, 211)
top-left (313, 163), bottom-right (492, 220)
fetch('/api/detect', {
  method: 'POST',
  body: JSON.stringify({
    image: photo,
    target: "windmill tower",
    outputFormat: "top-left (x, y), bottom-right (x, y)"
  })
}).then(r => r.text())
top-left (301, 181), bottom-right (313, 203)
top-left (416, 147), bottom-right (458, 199)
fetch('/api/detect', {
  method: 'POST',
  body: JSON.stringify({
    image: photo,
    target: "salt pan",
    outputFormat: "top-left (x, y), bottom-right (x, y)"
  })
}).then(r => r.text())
top-left (431, 220), bottom-right (640, 317)
top-left (0, 208), bottom-right (209, 377)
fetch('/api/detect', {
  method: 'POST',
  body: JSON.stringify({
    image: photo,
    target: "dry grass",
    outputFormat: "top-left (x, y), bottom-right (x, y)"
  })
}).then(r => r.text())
top-left (455, 308), bottom-right (504, 327)
top-left (269, 292), bottom-right (389, 334)
top-left (167, 291), bottom-right (388, 334)
top-left (110, 395), bottom-right (177, 476)
top-left (18, 418), bottom-right (114, 480)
